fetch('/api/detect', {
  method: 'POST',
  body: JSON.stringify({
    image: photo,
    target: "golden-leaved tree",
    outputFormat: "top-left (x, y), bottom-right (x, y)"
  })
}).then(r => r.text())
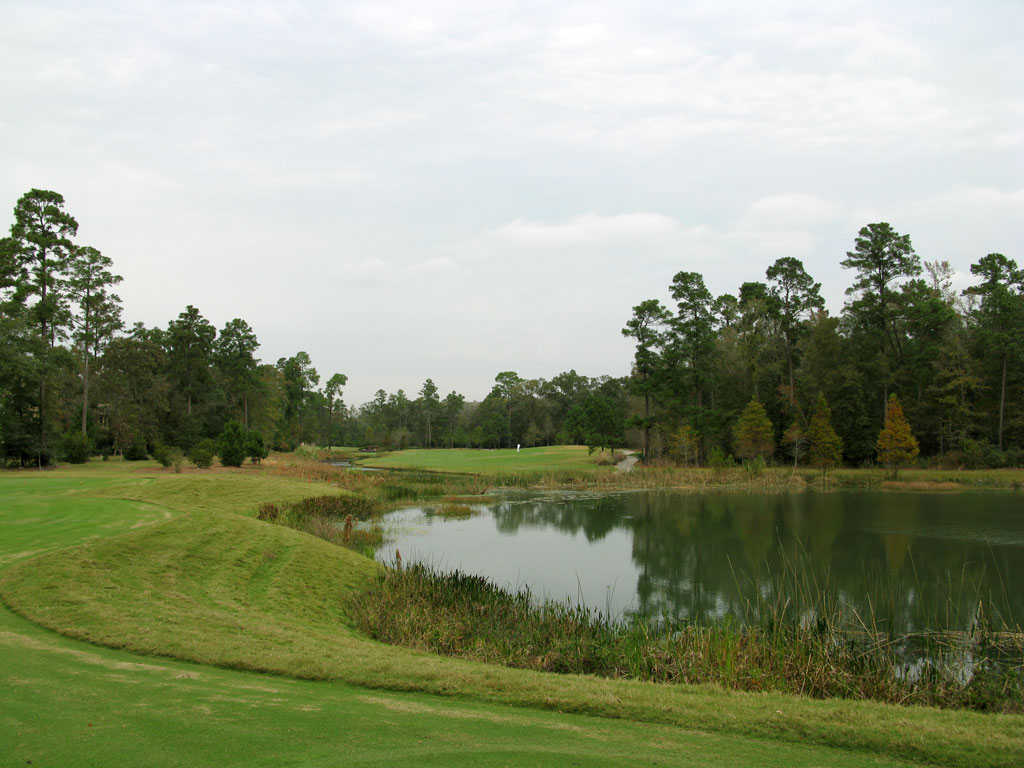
top-left (807, 392), bottom-right (842, 478)
top-left (876, 394), bottom-right (919, 478)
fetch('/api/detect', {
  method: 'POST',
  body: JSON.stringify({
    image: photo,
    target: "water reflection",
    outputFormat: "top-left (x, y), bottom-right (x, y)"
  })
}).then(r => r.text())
top-left (383, 490), bottom-right (1024, 633)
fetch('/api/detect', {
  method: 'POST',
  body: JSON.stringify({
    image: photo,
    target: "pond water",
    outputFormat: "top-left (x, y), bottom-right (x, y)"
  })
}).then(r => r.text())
top-left (380, 489), bottom-right (1024, 633)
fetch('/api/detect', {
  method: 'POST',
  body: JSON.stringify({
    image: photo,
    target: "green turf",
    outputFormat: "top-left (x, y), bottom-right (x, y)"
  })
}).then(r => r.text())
top-left (359, 445), bottom-right (610, 473)
top-left (1, 463), bottom-right (1021, 767)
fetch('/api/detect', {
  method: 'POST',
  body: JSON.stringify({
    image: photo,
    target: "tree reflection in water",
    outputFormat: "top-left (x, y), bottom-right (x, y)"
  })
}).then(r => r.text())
top-left (473, 490), bottom-right (1024, 633)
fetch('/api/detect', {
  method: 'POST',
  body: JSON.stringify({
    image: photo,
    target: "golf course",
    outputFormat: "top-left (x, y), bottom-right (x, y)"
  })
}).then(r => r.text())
top-left (2, 454), bottom-right (1023, 767)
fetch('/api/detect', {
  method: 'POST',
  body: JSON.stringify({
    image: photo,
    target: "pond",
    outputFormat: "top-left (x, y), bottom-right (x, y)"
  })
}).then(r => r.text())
top-left (380, 489), bottom-right (1024, 633)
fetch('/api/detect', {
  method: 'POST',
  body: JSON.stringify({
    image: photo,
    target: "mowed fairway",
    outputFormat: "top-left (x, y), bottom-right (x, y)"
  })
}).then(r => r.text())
top-left (358, 445), bottom-right (608, 472)
top-left (1, 462), bottom-right (1022, 767)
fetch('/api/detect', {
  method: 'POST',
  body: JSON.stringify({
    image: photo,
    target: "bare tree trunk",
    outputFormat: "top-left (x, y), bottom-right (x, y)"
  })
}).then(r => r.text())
top-left (81, 352), bottom-right (89, 435)
top-left (788, 348), bottom-right (795, 405)
top-left (999, 354), bottom-right (1007, 452)
top-left (38, 380), bottom-right (45, 469)
top-left (642, 392), bottom-right (650, 461)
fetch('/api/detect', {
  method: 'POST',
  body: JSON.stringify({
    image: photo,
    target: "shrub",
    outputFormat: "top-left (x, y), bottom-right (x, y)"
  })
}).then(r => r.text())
top-left (294, 443), bottom-right (321, 460)
top-left (246, 429), bottom-right (268, 464)
top-left (190, 438), bottom-right (216, 469)
top-left (744, 455), bottom-right (767, 476)
top-left (62, 432), bottom-right (92, 464)
top-left (170, 448), bottom-right (185, 473)
top-left (124, 440), bottom-right (148, 461)
top-left (218, 420), bottom-right (248, 467)
top-left (153, 444), bottom-right (173, 468)
top-left (706, 446), bottom-right (734, 472)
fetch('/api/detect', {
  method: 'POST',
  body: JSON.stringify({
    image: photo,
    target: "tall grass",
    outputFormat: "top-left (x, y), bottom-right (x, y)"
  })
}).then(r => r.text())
top-left (257, 493), bottom-right (385, 555)
top-left (348, 555), bottom-right (1024, 713)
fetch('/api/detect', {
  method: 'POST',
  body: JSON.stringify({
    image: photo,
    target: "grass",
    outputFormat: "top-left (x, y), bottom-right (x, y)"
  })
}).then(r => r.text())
top-left (357, 445), bottom-right (611, 473)
top-left (1, 459), bottom-right (1023, 767)
top-left (334, 445), bottom-right (1024, 491)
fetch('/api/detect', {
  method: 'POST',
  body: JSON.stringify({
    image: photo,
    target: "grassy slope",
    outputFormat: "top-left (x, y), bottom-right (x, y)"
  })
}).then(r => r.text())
top-left (1, 462), bottom-right (1021, 767)
top-left (359, 445), bottom-right (608, 473)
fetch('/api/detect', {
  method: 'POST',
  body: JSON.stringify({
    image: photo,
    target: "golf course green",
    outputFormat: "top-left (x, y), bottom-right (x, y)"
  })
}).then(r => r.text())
top-left (1, 458), bottom-right (1021, 767)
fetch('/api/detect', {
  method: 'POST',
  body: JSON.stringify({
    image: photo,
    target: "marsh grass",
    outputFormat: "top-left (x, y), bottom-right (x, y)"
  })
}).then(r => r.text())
top-left (259, 493), bottom-right (385, 555)
top-left (431, 503), bottom-right (481, 519)
top-left (350, 553), bottom-right (1024, 713)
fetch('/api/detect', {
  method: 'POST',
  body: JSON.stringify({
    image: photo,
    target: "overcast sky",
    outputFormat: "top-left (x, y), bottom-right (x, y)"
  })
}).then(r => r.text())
top-left (3, 1), bottom-right (1022, 405)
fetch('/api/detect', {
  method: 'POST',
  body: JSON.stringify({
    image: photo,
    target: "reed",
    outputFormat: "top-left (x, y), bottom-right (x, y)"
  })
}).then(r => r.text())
top-left (348, 556), bottom-right (1024, 713)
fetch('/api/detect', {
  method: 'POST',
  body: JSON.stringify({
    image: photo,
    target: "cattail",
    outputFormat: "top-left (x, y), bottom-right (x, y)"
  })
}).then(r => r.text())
top-left (395, 548), bottom-right (402, 570)
top-left (342, 514), bottom-right (354, 544)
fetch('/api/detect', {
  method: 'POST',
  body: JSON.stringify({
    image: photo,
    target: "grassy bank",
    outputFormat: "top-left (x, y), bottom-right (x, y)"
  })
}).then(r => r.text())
top-left (342, 446), bottom-right (1024, 490)
top-left (352, 445), bottom-right (609, 473)
top-left (2, 459), bottom-right (1023, 766)
top-left (5, 472), bottom-right (872, 768)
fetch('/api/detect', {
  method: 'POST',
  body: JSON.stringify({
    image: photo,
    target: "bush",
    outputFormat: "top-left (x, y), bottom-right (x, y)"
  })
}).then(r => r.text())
top-left (154, 445), bottom-right (185, 473)
top-left (190, 438), bottom-right (216, 469)
top-left (62, 432), bottom-right (92, 464)
top-left (153, 444), bottom-right (174, 468)
top-left (706, 446), bottom-right (734, 472)
top-left (744, 455), bottom-right (767, 476)
top-left (294, 443), bottom-right (321, 460)
top-left (218, 420), bottom-right (248, 467)
top-left (124, 440), bottom-right (148, 461)
top-left (246, 429), bottom-right (269, 464)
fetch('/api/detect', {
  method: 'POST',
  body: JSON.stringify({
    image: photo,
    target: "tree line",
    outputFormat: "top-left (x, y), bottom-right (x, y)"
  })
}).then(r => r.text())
top-left (2, 189), bottom-right (1019, 468)
top-left (0, 190), bottom-right (631, 465)
top-left (622, 223), bottom-right (1023, 468)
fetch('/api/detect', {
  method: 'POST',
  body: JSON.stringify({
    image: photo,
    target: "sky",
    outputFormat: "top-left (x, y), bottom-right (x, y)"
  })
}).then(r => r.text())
top-left (3, 1), bottom-right (1022, 406)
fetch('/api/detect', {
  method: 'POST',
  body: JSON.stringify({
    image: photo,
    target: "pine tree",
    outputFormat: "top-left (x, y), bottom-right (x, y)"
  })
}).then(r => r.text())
top-left (806, 392), bottom-right (842, 478)
top-left (876, 394), bottom-right (919, 478)
top-left (732, 398), bottom-right (774, 460)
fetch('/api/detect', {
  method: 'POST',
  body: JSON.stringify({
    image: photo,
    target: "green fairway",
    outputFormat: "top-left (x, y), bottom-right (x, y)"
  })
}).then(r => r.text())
top-left (1, 462), bottom-right (1022, 767)
top-left (358, 445), bottom-right (610, 472)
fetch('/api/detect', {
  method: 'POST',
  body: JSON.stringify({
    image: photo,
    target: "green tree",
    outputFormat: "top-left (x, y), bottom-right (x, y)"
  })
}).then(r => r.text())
top-left (323, 372), bottom-right (348, 448)
top-left (218, 420), bottom-right (248, 467)
top-left (806, 393), bottom-right (842, 477)
top-left (98, 324), bottom-right (168, 453)
top-left (215, 318), bottom-right (260, 428)
top-left (766, 257), bottom-right (823, 402)
top-left (841, 223), bottom-right (921, 416)
top-left (167, 305), bottom-right (216, 416)
top-left (65, 245), bottom-right (123, 435)
top-left (965, 254), bottom-right (1024, 451)
top-left (622, 299), bottom-right (669, 460)
top-left (668, 271), bottom-right (716, 458)
top-left (9, 189), bottom-right (79, 465)
top-left (732, 398), bottom-right (774, 460)
top-left (418, 378), bottom-right (439, 447)
top-left (876, 394), bottom-right (919, 478)
top-left (277, 351), bottom-right (319, 445)
top-left (583, 393), bottom-right (623, 454)
top-left (493, 371), bottom-right (523, 448)
top-left (442, 390), bottom-right (465, 448)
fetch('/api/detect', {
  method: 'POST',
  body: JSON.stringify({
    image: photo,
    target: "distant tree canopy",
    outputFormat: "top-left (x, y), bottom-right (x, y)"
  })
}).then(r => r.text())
top-left (1, 193), bottom-right (1020, 469)
top-left (621, 235), bottom-right (1023, 468)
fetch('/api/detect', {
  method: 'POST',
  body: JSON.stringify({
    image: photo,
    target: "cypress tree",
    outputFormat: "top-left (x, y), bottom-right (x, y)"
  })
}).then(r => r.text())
top-left (876, 394), bottom-right (919, 478)
top-left (807, 392), bottom-right (842, 478)
top-left (733, 398), bottom-right (774, 460)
